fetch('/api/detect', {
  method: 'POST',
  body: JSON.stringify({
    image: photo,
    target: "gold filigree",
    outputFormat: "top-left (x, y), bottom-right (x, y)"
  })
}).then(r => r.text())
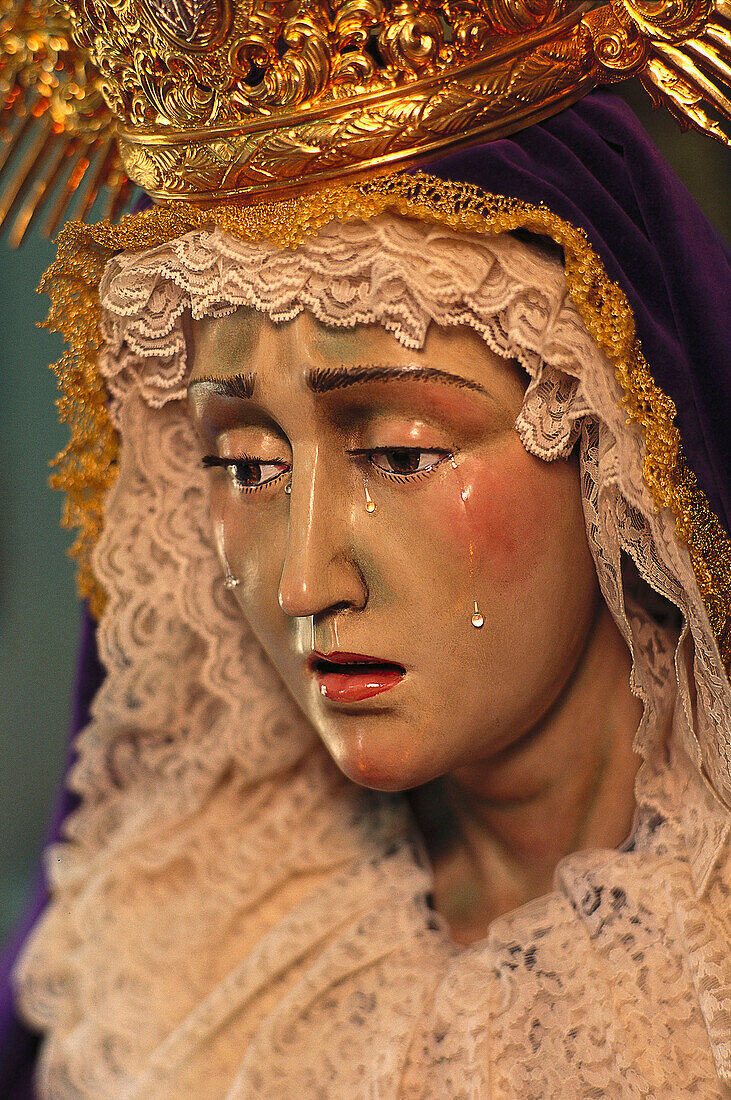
top-left (93, 0), bottom-right (600, 202)
top-left (124, 39), bottom-right (590, 201)
top-left (584, 1), bottom-right (648, 78)
top-left (63, 0), bottom-right (731, 195)
top-left (1, 0), bottom-right (729, 231)
top-left (44, 173), bottom-right (731, 677)
top-left (624, 0), bottom-right (713, 42)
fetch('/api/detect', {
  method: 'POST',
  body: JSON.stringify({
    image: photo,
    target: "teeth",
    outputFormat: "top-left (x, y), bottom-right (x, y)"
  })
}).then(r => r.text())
top-left (315, 659), bottom-right (402, 674)
top-left (323, 661), bottom-right (379, 671)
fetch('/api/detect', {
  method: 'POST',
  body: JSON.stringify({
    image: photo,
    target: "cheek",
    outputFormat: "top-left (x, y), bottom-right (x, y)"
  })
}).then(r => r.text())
top-left (212, 488), bottom-right (284, 612)
top-left (432, 439), bottom-right (579, 590)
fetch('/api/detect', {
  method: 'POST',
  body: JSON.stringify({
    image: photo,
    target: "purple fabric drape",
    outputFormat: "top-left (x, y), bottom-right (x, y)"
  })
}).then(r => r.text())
top-left (1, 91), bottom-right (728, 1093)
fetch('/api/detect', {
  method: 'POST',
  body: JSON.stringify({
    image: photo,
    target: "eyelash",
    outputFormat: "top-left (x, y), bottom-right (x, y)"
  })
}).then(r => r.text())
top-left (202, 454), bottom-right (289, 494)
top-left (347, 447), bottom-right (452, 483)
top-left (201, 447), bottom-right (453, 492)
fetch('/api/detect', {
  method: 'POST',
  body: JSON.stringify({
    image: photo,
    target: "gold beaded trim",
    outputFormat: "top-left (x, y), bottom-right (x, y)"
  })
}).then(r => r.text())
top-left (44, 171), bottom-right (731, 673)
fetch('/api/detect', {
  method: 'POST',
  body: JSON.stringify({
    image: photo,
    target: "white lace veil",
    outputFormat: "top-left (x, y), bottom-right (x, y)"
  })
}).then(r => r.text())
top-left (14, 216), bottom-right (730, 1098)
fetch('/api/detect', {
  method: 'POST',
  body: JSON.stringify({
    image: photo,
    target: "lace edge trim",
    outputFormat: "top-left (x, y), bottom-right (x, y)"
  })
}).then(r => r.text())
top-left (41, 171), bottom-right (731, 674)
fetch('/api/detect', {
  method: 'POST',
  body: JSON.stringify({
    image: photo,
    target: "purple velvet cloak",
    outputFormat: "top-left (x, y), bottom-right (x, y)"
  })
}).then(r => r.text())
top-left (1, 89), bottom-right (728, 1096)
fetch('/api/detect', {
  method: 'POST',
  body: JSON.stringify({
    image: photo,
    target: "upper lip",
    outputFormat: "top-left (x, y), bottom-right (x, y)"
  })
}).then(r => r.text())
top-left (308, 650), bottom-right (403, 670)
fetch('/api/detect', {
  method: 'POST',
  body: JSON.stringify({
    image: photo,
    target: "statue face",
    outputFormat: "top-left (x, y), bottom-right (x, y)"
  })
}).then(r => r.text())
top-left (188, 310), bottom-right (599, 791)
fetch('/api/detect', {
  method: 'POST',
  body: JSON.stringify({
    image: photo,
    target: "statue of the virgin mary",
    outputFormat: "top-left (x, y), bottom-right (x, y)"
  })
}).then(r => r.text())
top-left (1, 1), bottom-right (729, 1095)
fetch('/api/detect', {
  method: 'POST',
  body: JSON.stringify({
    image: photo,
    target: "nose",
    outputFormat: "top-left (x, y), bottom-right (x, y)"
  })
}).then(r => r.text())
top-left (277, 451), bottom-right (368, 620)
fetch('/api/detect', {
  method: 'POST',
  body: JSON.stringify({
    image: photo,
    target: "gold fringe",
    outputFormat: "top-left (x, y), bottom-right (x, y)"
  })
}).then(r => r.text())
top-left (44, 172), bottom-right (731, 671)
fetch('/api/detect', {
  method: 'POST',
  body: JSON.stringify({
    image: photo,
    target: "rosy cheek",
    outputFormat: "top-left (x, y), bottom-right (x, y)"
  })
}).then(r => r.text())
top-left (434, 441), bottom-right (559, 588)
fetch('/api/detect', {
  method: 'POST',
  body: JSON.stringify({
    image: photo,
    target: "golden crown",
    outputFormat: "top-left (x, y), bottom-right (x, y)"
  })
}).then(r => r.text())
top-left (0, 0), bottom-right (729, 239)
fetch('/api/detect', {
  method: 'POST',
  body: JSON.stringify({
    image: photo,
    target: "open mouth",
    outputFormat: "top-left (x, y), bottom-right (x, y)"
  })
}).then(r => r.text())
top-left (310, 652), bottom-right (406, 703)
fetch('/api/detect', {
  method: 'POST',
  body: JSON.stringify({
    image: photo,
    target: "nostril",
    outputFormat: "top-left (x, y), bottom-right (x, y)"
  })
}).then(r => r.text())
top-left (277, 521), bottom-right (369, 619)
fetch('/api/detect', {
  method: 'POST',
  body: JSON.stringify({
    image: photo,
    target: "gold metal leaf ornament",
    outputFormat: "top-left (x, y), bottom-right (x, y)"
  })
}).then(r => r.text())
top-left (1, 1), bottom-right (729, 218)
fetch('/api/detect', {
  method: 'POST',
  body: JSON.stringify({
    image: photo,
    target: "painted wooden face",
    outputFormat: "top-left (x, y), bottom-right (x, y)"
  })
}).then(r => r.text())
top-left (188, 309), bottom-right (599, 791)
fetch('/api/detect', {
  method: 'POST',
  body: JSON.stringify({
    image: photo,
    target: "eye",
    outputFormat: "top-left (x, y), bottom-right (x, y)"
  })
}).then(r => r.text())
top-left (352, 447), bottom-right (452, 481)
top-left (202, 454), bottom-right (290, 493)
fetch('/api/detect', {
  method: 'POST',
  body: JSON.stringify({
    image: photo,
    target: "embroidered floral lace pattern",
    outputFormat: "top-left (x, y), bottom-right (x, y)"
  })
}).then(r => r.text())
top-left (15, 219), bottom-right (730, 1098)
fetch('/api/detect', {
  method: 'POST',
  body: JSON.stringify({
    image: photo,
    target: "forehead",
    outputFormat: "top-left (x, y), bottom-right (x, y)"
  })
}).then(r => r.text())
top-left (191, 310), bottom-right (409, 376)
top-left (189, 307), bottom-right (524, 401)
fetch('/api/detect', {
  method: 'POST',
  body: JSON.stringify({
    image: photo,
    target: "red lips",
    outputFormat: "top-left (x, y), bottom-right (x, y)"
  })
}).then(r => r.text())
top-left (309, 651), bottom-right (406, 702)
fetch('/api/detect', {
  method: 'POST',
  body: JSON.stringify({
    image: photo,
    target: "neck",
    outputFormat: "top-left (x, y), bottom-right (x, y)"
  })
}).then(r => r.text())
top-left (431, 600), bottom-right (642, 944)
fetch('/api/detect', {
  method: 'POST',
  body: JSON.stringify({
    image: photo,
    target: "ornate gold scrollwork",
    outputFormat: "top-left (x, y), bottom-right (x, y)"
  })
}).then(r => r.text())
top-left (585, 2), bottom-right (648, 78)
top-left (623, 0), bottom-right (713, 41)
top-left (379, 1), bottom-right (445, 73)
top-left (0, 0), bottom-right (728, 224)
top-left (106, 0), bottom-right (597, 198)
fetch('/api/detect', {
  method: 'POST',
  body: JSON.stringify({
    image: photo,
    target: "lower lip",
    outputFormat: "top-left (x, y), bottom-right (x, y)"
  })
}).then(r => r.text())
top-left (315, 667), bottom-right (405, 702)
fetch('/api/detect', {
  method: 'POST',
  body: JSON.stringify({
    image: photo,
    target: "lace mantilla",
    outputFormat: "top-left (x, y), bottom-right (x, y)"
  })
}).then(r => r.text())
top-left (15, 219), bottom-right (730, 1097)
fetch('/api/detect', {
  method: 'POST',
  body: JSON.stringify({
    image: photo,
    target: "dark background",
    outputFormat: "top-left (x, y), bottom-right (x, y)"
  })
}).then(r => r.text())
top-left (0, 83), bottom-right (728, 948)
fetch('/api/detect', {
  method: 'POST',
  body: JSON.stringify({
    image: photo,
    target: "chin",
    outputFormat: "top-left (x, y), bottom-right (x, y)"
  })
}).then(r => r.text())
top-left (324, 729), bottom-right (439, 793)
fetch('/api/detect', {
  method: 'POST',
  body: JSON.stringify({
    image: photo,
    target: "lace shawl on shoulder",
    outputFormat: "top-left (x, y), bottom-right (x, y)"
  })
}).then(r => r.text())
top-left (15, 218), bottom-right (730, 1098)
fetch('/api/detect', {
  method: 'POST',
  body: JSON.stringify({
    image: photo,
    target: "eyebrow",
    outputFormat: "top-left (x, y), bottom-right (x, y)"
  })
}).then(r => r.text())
top-left (188, 365), bottom-right (492, 399)
top-left (306, 365), bottom-right (492, 397)
top-left (188, 372), bottom-right (255, 399)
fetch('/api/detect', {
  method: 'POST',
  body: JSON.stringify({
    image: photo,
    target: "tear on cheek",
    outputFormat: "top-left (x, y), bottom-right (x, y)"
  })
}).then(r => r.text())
top-left (435, 445), bottom-right (558, 588)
